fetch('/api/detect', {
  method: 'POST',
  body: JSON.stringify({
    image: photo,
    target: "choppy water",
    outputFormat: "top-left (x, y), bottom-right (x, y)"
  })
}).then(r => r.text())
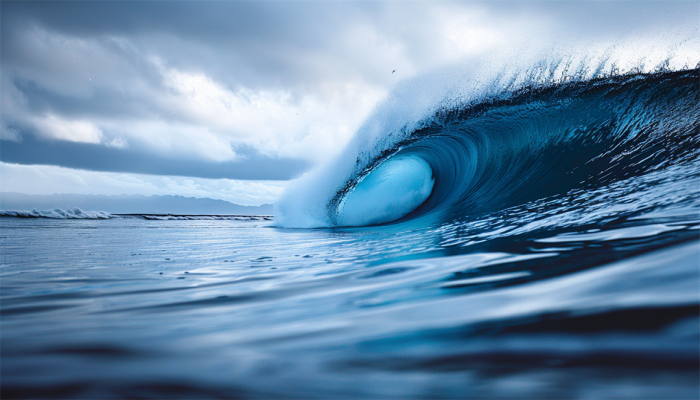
top-left (2, 212), bottom-right (699, 398)
top-left (2, 67), bottom-right (700, 398)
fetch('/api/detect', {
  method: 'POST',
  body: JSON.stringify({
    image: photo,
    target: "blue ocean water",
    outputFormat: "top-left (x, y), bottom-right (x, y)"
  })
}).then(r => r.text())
top-left (2, 68), bottom-right (699, 398)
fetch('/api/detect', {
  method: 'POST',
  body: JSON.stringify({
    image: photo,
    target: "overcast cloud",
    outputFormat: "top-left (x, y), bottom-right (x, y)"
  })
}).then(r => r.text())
top-left (1, 1), bottom-right (697, 205)
top-left (1, 162), bottom-right (285, 206)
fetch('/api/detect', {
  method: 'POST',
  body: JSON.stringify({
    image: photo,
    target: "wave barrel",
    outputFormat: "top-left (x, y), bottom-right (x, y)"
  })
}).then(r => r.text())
top-left (336, 155), bottom-right (434, 226)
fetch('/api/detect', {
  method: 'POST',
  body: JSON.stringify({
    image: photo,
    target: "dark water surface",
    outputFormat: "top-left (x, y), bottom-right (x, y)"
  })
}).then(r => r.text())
top-left (2, 69), bottom-right (700, 398)
top-left (1, 212), bottom-right (698, 398)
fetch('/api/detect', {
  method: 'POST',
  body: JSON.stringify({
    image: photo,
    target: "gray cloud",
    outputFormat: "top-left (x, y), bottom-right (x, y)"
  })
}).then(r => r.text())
top-left (2, 2), bottom-right (381, 89)
top-left (0, 134), bottom-right (309, 180)
top-left (1, 1), bottom-right (697, 182)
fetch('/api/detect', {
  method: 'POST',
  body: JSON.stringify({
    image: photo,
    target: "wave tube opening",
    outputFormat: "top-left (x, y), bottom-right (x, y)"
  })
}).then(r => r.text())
top-left (335, 155), bottom-right (435, 227)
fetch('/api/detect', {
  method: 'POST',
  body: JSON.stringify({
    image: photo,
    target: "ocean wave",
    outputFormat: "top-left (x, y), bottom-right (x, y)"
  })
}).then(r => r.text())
top-left (277, 52), bottom-right (700, 228)
top-left (0, 209), bottom-right (273, 221)
top-left (138, 215), bottom-right (272, 221)
top-left (0, 208), bottom-right (113, 219)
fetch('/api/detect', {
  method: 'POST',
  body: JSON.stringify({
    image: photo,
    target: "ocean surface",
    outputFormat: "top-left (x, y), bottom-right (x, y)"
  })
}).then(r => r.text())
top-left (2, 67), bottom-right (699, 398)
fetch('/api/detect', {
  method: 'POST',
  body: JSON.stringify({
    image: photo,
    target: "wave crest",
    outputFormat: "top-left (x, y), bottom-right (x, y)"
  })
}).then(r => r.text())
top-left (0, 208), bottom-right (113, 219)
top-left (277, 48), bottom-right (700, 228)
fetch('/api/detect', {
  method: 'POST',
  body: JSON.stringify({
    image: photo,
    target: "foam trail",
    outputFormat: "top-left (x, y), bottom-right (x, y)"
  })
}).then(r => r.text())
top-left (0, 210), bottom-right (274, 221)
top-left (0, 208), bottom-right (112, 219)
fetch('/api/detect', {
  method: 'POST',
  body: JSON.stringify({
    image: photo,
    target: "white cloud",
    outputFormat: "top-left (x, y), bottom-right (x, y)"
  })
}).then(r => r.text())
top-left (150, 63), bottom-right (387, 163)
top-left (0, 3), bottom-right (554, 166)
top-left (30, 114), bottom-right (103, 143)
top-left (0, 162), bottom-right (285, 205)
top-left (6, 2), bottom-right (687, 164)
top-left (2, 27), bottom-right (384, 164)
top-left (105, 137), bottom-right (128, 149)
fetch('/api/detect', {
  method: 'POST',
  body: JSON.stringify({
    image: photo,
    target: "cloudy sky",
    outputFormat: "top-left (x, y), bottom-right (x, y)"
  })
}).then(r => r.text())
top-left (1, 1), bottom-right (697, 206)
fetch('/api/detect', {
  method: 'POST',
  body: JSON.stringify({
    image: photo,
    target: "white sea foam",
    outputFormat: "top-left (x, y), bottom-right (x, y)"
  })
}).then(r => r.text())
top-left (140, 215), bottom-right (271, 221)
top-left (0, 208), bottom-right (112, 219)
top-left (0, 209), bottom-right (272, 220)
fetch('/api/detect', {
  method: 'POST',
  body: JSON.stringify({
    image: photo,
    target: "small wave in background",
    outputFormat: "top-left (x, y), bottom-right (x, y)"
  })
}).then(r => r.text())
top-left (0, 208), bottom-right (271, 221)
top-left (0, 208), bottom-right (113, 219)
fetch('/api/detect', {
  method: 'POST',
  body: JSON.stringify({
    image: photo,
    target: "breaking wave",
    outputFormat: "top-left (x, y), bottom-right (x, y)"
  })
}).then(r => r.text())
top-left (0, 209), bottom-right (271, 220)
top-left (277, 52), bottom-right (700, 229)
top-left (0, 208), bottom-right (113, 219)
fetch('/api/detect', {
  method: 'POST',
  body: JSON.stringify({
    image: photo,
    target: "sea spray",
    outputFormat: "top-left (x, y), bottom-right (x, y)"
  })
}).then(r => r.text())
top-left (277, 45), bottom-right (699, 228)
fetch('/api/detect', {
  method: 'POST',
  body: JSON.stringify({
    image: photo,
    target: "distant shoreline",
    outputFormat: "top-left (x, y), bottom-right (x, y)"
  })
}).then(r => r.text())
top-left (1, 192), bottom-right (274, 215)
top-left (0, 209), bottom-right (274, 220)
top-left (113, 214), bottom-right (273, 217)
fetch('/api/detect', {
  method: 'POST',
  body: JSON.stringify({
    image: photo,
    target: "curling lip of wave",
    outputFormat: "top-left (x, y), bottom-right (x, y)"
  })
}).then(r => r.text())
top-left (298, 67), bottom-right (699, 228)
top-left (276, 52), bottom-right (700, 228)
